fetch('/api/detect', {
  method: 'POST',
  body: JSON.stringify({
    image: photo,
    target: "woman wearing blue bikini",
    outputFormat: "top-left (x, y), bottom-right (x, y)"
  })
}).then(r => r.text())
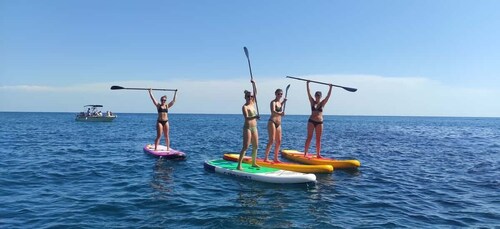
top-left (263, 88), bottom-right (287, 163)
top-left (236, 80), bottom-right (261, 170)
top-left (149, 89), bottom-right (177, 151)
top-left (304, 81), bottom-right (332, 158)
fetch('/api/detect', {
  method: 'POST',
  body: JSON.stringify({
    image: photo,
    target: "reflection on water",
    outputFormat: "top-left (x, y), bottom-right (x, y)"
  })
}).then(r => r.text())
top-left (2, 113), bottom-right (499, 228)
top-left (234, 184), bottom-right (317, 228)
top-left (236, 187), bottom-right (267, 227)
top-left (150, 158), bottom-right (174, 197)
top-left (339, 168), bottom-right (361, 176)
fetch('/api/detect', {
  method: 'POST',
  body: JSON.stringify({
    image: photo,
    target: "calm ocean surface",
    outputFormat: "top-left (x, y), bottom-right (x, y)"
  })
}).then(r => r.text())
top-left (0, 112), bottom-right (499, 228)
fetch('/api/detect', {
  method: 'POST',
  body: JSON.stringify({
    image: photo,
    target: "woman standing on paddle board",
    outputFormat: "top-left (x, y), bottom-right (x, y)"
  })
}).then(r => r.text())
top-left (304, 81), bottom-right (332, 158)
top-left (263, 89), bottom-right (287, 163)
top-left (236, 80), bottom-right (260, 170)
top-left (149, 89), bottom-right (177, 151)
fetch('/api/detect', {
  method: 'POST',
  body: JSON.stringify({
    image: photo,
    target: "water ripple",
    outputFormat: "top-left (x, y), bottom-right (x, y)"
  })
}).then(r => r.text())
top-left (1, 113), bottom-right (499, 228)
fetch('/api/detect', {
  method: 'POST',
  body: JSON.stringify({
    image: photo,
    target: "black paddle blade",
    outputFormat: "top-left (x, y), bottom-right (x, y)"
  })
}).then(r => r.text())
top-left (110, 85), bottom-right (125, 90)
top-left (284, 84), bottom-right (291, 99)
top-left (344, 87), bottom-right (357, 92)
top-left (244, 47), bottom-right (249, 58)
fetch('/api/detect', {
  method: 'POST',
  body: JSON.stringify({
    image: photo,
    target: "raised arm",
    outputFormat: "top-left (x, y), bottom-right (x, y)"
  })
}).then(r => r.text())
top-left (251, 80), bottom-right (257, 98)
top-left (321, 84), bottom-right (333, 106)
top-left (168, 90), bottom-right (177, 108)
top-left (306, 81), bottom-right (313, 103)
top-left (148, 89), bottom-right (158, 106)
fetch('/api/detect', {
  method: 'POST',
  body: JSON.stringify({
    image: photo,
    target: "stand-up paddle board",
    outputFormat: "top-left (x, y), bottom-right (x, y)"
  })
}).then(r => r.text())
top-left (143, 144), bottom-right (186, 160)
top-left (281, 149), bottom-right (360, 169)
top-left (204, 159), bottom-right (316, 184)
top-left (222, 153), bottom-right (333, 173)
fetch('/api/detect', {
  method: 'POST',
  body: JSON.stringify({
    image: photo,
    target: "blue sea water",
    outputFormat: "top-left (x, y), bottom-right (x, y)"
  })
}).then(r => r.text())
top-left (0, 112), bottom-right (499, 228)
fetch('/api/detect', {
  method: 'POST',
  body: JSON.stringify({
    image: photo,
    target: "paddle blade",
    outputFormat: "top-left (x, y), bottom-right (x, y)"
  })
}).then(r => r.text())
top-left (110, 85), bottom-right (125, 90)
top-left (343, 87), bottom-right (357, 92)
top-left (284, 84), bottom-right (291, 97)
top-left (244, 47), bottom-right (249, 58)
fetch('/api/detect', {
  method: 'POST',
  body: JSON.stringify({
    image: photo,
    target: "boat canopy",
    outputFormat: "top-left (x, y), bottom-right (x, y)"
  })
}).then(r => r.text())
top-left (84, 105), bottom-right (104, 108)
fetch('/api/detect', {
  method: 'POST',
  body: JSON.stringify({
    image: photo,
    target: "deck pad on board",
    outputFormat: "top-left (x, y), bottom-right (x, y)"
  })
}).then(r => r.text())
top-left (208, 159), bottom-right (278, 173)
top-left (143, 144), bottom-right (186, 159)
top-left (223, 153), bottom-right (333, 173)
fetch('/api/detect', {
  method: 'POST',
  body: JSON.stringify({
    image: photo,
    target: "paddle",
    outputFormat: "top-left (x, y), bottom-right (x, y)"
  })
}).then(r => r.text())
top-left (286, 76), bottom-right (357, 92)
top-left (282, 84), bottom-right (291, 113)
top-left (110, 85), bottom-right (177, 92)
top-left (243, 47), bottom-right (260, 117)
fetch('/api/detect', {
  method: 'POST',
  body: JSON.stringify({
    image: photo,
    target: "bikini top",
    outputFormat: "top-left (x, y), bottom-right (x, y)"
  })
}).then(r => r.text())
top-left (275, 104), bottom-right (283, 112)
top-left (248, 108), bottom-right (257, 118)
top-left (311, 103), bottom-right (323, 112)
top-left (157, 105), bottom-right (168, 113)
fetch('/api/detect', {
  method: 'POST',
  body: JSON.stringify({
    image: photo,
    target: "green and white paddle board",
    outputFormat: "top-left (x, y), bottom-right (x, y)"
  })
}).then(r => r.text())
top-left (204, 159), bottom-right (316, 184)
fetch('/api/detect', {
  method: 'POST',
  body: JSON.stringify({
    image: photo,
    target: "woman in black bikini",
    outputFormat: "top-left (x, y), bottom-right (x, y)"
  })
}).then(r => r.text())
top-left (149, 89), bottom-right (177, 151)
top-left (304, 81), bottom-right (332, 158)
top-left (264, 88), bottom-right (287, 162)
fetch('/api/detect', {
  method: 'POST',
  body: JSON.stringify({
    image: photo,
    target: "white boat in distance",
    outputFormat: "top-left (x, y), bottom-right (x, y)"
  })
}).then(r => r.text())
top-left (75, 105), bottom-right (117, 122)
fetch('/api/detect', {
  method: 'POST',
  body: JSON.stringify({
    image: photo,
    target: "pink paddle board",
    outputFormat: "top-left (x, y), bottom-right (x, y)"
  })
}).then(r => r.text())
top-left (143, 144), bottom-right (186, 160)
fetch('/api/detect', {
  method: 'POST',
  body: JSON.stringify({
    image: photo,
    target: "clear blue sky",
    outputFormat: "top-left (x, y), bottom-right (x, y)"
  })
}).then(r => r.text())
top-left (1, 0), bottom-right (499, 116)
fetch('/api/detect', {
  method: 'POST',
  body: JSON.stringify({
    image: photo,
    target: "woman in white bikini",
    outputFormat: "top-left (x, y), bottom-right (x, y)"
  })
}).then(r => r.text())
top-left (236, 80), bottom-right (260, 170)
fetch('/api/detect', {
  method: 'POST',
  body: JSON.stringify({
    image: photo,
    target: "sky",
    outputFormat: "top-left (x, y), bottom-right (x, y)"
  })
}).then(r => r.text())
top-left (1, 0), bottom-right (499, 117)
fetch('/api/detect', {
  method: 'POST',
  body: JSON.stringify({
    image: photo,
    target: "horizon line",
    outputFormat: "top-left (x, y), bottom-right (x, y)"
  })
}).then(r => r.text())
top-left (1, 110), bottom-right (498, 119)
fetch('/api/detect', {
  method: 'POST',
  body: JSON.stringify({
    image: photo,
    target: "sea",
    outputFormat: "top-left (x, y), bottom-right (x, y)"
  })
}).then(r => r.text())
top-left (0, 112), bottom-right (499, 228)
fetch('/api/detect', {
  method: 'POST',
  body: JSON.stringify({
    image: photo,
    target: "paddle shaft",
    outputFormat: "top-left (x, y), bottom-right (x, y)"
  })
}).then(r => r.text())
top-left (244, 47), bottom-right (260, 116)
top-left (110, 86), bottom-right (177, 91)
top-left (286, 76), bottom-right (357, 92)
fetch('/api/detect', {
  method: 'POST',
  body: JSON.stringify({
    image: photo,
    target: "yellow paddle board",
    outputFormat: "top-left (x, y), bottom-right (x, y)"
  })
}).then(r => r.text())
top-left (281, 149), bottom-right (361, 169)
top-left (223, 153), bottom-right (333, 173)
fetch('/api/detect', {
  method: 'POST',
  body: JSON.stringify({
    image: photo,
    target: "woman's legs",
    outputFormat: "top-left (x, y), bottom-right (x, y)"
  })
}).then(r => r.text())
top-left (315, 124), bottom-right (323, 158)
top-left (273, 126), bottom-right (282, 162)
top-left (250, 129), bottom-right (260, 167)
top-left (163, 122), bottom-right (170, 150)
top-left (154, 122), bottom-right (163, 150)
top-left (264, 121), bottom-right (276, 162)
top-left (304, 122), bottom-right (314, 156)
top-left (237, 129), bottom-right (251, 170)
